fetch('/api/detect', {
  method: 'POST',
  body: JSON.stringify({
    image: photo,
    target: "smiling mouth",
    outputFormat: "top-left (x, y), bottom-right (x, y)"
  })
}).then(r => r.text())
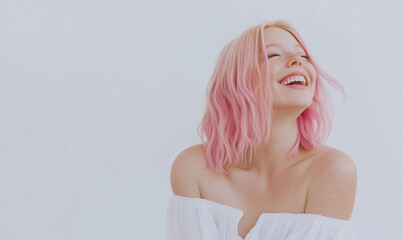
top-left (279, 75), bottom-right (307, 86)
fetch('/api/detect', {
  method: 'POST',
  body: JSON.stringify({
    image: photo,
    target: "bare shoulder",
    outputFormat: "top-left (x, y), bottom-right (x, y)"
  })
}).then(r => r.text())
top-left (170, 144), bottom-right (207, 198)
top-left (309, 145), bottom-right (357, 177)
top-left (305, 144), bottom-right (357, 219)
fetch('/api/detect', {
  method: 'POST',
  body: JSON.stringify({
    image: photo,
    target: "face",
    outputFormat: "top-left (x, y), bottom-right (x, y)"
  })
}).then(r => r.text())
top-left (262, 27), bottom-right (317, 111)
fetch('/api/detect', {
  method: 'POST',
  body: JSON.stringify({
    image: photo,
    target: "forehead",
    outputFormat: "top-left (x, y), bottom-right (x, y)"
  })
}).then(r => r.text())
top-left (263, 27), bottom-right (302, 49)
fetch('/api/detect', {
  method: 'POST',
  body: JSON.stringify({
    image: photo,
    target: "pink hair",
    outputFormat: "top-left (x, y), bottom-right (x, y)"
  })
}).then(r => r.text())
top-left (197, 20), bottom-right (345, 174)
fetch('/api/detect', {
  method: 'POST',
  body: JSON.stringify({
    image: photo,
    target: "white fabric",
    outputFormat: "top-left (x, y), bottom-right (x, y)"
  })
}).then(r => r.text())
top-left (166, 194), bottom-right (357, 240)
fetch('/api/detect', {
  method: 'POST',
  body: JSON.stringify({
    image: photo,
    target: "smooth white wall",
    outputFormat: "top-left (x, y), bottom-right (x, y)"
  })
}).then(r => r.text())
top-left (1, 0), bottom-right (402, 239)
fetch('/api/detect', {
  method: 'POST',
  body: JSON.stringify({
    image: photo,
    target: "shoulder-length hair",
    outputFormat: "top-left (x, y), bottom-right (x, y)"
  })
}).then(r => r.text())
top-left (197, 20), bottom-right (345, 174)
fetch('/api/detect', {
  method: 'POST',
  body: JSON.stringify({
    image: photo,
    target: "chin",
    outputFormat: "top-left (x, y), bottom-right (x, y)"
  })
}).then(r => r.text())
top-left (273, 101), bottom-right (312, 115)
top-left (275, 99), bottom-right (312, 108)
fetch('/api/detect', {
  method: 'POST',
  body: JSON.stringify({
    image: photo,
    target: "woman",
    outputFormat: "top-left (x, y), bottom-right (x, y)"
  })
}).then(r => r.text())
top-left (167, 20), bottom-right (357, 240)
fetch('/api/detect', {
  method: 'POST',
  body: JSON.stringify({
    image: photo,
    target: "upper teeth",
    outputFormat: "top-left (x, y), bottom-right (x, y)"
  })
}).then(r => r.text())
top-left (280, 76), bottom-right (306, 85)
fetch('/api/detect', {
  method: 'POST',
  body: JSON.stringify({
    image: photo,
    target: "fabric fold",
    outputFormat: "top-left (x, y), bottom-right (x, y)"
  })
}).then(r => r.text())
top-left (166, 194), bottom-right (357, 240)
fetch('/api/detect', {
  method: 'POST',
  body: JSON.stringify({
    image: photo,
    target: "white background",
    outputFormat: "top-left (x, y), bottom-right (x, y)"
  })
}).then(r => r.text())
top-left (1, 0), bottom-right (402, 239)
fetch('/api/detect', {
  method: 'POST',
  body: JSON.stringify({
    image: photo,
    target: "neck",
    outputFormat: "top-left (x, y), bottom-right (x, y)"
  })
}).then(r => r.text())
top-left (247, 109), bottom-right (303, 180)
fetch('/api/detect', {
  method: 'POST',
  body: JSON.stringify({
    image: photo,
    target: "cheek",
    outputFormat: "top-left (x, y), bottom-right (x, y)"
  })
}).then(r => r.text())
top-left (307, 65), bottom-right (317, 85)
top-left (312, 69), bottom-right (317, 82)
top-left (268, 64), bottom-right (281, 83)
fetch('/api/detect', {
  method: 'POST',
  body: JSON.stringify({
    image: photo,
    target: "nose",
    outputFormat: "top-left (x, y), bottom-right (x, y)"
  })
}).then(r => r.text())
top-left (287, 55), bottom-right (302, 67)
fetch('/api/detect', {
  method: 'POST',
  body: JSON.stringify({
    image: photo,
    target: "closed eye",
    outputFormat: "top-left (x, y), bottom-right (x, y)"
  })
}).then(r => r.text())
top-left (268, 54), bottom-right (309, 59)
top-left (268, 53), bottom-right (280, 58)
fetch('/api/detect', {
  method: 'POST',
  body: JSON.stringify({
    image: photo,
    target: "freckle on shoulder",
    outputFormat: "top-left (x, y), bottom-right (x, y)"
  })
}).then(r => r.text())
top-left (310, 144), bottom-right (356, 176)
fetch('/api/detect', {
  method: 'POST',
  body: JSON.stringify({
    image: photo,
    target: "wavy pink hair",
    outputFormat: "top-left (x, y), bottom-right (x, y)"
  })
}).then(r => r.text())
top-left (197, 20), bottom-right (345, 174)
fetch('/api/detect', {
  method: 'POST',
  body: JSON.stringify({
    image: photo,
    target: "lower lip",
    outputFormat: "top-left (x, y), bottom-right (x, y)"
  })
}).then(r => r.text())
top-left (281, 84), bottom-right (308, 90)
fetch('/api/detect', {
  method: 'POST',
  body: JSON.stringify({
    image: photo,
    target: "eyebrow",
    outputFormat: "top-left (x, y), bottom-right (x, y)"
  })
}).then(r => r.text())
top-left (265, 43), bottom-right (304, 49)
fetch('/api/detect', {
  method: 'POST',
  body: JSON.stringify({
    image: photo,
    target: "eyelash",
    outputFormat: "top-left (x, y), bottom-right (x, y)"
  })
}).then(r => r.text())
top-left (268, 53), bottom-right (309, 59)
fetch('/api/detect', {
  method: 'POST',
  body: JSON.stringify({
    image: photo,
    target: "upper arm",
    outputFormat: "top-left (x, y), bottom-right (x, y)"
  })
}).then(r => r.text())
top-left (305, 150), bottom-right (357, 220)
top-left (170, 145), bottom-right (205, 198)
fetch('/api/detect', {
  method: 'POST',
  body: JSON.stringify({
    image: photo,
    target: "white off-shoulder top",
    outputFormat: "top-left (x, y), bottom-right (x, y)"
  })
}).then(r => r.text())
top-left (166, 194), bottom-right (357, 240)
